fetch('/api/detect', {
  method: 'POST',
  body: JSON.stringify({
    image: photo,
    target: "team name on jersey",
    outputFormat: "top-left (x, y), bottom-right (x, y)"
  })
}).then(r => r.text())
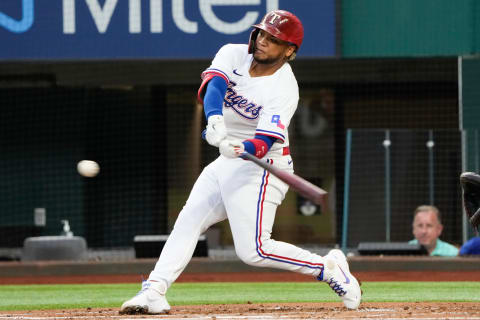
top-left (224, 81), bottom-right (263, 120)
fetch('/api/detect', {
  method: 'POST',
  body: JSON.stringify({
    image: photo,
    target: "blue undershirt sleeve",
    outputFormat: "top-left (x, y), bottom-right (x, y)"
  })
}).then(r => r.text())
top-left (203, 76), bottom-right (228, 119)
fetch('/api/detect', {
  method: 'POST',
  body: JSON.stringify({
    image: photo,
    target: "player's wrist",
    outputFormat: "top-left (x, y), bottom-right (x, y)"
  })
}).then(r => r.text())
top-left (206, 110), bottom-right (223, 119)
top-left (207, 114), bottom-right (223, 124)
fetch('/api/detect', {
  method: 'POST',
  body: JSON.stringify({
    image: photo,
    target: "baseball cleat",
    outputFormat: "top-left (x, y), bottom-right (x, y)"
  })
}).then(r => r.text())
top-left (318, 249), bottom-right (362, 309)
top-left (119, 280), bottom-right (170, 315)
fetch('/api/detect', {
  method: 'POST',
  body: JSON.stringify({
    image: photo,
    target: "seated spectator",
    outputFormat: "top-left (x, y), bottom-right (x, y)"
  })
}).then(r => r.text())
top-left (459, 237), bottom-right (480, 255)
top-left (408, 205), bottom-right (458, 257)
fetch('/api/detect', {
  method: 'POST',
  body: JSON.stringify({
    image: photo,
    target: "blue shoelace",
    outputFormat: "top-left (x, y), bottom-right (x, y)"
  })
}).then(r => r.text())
top-left (326, 278), bottom-right (347, 297)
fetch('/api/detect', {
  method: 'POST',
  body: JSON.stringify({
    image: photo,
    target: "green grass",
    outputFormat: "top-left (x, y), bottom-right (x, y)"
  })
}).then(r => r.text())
top-left (0, 282), bottom-right (479, 311)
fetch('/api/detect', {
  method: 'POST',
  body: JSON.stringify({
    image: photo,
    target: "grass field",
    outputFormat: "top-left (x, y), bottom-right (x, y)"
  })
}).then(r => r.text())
top-left (0, 281), bottom-right (479, 311)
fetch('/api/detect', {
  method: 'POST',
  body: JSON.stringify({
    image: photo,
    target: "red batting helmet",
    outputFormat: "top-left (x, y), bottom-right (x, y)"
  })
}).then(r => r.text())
top-left (248, 10), bottom-right (304, 60)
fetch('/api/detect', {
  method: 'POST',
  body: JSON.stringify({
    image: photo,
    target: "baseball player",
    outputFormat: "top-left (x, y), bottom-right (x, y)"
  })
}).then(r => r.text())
top-left (460, 172), bottom-right (480, 234)
top-left (120, 10), bottom-right (361, 315)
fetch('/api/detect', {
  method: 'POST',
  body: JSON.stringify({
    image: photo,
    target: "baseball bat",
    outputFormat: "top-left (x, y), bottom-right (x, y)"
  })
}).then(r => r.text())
top-left (201, 130), bottom-right (327, 205)
top-left (240, 152), bottom-right (327, 205)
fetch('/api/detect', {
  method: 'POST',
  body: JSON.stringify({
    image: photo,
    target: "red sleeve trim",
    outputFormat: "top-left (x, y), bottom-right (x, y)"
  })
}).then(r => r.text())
top-left (197, 71), bottom-right (229, 104)
top-left (202, 70), bottom-right (229, 83)
top-left (197, 73), bottom-right (214, 104)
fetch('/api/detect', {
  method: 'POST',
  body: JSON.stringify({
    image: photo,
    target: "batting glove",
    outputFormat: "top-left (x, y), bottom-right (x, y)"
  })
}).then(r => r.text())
top-left (205, 115), bottom-right (227, 147)
top-left (219, 139), bottom-right (245, 158)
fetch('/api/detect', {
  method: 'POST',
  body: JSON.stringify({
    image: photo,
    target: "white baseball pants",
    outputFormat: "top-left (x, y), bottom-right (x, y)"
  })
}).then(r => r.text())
top-left (148, 155), bottom-right (325, 288)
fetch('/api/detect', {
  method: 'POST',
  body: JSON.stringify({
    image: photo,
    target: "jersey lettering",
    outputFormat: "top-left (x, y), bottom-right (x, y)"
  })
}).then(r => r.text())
top-left (224, 81), bottom-right (262, 120)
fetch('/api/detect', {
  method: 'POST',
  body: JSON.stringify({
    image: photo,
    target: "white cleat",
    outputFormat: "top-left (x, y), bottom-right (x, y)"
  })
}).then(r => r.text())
top-left (120, 281), bottom-right (171, 315)
top-left (318, 249), bottom-right (362, 309)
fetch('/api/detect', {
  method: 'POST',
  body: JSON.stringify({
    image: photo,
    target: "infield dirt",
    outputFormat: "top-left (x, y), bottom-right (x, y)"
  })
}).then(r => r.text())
top-left (1, 302), bottom-right (479, 319)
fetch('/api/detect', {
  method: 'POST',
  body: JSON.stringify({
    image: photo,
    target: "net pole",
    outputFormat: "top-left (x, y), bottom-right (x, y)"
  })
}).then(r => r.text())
top-left (384, 130), bottom-right (391, 242)
top-left (475, 130), bottom-right (479, 173)
top-left (459, 56), bottom-right (468, 243)
top-left (427, 130), bottom-right (435, 205)
top-left (461, 129), bottom-right (468, 243)
top-left (341, 129), bottom-right (352, 253)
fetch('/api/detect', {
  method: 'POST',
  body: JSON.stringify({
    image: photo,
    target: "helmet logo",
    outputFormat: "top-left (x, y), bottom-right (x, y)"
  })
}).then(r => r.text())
top-left (267, 13), bottom-right (281, 24)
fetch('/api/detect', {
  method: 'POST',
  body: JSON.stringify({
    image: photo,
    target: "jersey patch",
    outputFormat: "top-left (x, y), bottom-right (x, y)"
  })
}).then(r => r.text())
top-left (271, 115), bottom-right (285, 129)
top-left (224, 81), bottom-right (263, 120)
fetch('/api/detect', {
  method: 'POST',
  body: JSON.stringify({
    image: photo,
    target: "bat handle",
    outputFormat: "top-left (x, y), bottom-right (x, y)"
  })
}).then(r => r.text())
top-left (239, 151), bottom-right (250, 160)
top-left (202, 130), bottom-right (250, 160)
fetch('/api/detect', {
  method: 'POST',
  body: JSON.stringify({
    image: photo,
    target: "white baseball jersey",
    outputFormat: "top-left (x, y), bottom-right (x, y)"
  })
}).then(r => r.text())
top-left (202, 43), bottom-right (299, 156)
top-left (148, 43), bottom-right (327, 291)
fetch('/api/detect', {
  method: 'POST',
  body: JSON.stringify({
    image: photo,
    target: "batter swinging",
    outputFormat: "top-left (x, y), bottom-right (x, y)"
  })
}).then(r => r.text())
top-left (120, 10), bottom-right (361, 315)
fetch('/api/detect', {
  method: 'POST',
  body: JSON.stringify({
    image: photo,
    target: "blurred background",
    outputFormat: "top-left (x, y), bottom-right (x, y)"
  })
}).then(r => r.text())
top-left (0, 0), bottom-right (479, 260)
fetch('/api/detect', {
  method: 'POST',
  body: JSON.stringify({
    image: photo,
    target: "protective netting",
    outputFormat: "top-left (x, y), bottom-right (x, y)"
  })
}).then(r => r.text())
top-left (342, 129), bottom-right (463, 248)
top-left (0, 58), bottom-right (459, 260)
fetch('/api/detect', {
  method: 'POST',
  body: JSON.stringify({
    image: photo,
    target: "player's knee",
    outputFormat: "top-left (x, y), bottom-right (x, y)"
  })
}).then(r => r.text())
top-left (235, 245), bottom-right (264, 266)
top-left (235, 238), bottom-right (275, 266)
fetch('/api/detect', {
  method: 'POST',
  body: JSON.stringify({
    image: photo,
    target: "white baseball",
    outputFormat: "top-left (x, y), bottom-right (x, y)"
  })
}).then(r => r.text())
top-left (77, 160), bottom-right (100, 178)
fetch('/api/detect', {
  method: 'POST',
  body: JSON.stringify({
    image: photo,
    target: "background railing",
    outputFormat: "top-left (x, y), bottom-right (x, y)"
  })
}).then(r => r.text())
top-left (341, 129), bottom-right (466, 250)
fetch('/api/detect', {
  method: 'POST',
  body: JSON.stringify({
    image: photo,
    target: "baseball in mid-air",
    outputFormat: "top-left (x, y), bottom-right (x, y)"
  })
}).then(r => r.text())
top-left (77, 160), bottom-right (100, 178)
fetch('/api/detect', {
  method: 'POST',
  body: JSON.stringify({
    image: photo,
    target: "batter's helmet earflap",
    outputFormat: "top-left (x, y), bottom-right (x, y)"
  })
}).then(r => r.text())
top-left (248, 10), bottom-right (304, 61)
top-left (247, 28), bottom-right (260, 55)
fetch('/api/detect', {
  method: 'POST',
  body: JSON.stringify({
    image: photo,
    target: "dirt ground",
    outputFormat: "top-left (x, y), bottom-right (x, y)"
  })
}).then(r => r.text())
top-left (1, 272), bottom-right (479, 319)
top-left (2, 302), bottom-right (480, 319)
